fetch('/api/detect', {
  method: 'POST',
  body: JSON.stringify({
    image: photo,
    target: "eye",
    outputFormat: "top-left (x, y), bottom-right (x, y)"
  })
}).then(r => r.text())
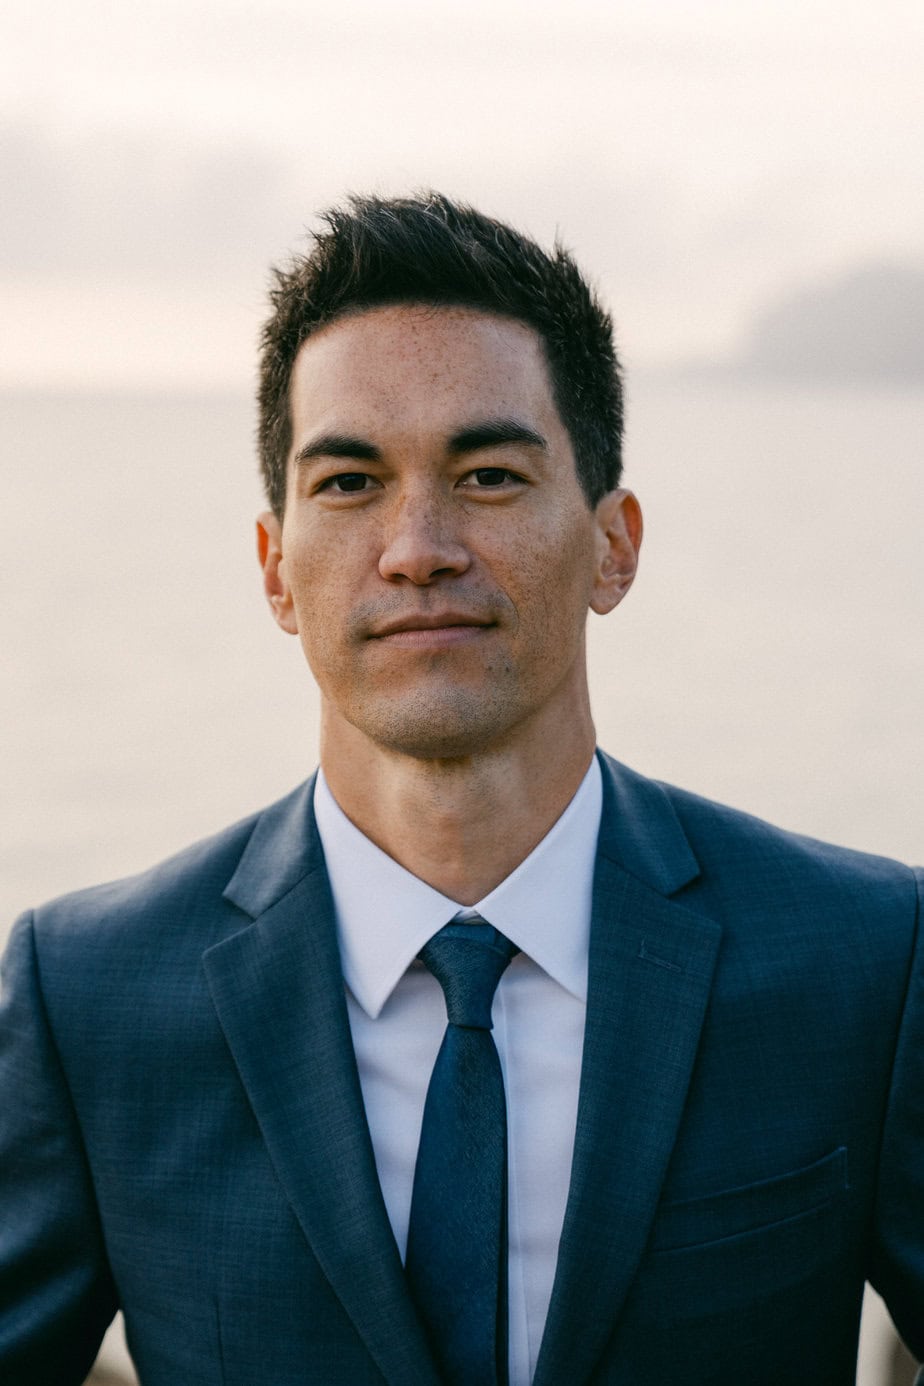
top-left (317, 472), bottom-right (376, 494)
top-left (463, 468), bottom-right (525, 489)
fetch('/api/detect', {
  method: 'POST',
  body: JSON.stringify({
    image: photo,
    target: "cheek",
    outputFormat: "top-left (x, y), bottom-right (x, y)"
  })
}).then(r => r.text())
top-left (283, 531), bottom-right (355, 616)
top-left (509, 524), bottom-right (596, 630)
top-left (280, 550), bottom-right (343, 659)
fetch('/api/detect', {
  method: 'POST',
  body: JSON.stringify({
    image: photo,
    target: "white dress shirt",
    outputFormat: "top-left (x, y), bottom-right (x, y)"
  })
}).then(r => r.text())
top-left (313, 756), bottom-right (602, 1386)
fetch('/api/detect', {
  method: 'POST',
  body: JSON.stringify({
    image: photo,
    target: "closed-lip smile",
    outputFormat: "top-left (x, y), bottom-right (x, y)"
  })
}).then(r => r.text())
top-left (369, 612), bottom-right (495, 645)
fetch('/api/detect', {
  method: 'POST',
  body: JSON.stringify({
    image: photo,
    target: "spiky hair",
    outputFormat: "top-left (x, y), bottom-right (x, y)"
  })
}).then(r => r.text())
top-left (258, 191), bottom-right (623, 517)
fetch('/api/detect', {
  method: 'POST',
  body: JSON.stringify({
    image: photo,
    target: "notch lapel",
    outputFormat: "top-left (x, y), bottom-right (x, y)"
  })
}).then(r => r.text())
top-left (203, 781), bottom-right (439, 1386)
top-left (534, 757), bottom-right (723, 1386)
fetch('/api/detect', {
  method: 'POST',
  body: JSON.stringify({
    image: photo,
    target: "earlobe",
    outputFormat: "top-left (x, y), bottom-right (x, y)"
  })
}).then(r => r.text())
top-left (589, 489), bottom-right (643, 615)
top-left (256, 511), bottom-right (299, 635)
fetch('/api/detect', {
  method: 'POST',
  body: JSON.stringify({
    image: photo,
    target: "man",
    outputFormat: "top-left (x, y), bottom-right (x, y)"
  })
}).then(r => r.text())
top-left (0, 193), bottom-right (921, 1386)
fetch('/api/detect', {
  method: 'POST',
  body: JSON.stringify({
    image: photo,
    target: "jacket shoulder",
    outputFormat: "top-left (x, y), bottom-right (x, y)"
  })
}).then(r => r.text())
top-left (659, 775), bottom-right (916, 894)
top-left (597, 750), bottom-right (919, 923)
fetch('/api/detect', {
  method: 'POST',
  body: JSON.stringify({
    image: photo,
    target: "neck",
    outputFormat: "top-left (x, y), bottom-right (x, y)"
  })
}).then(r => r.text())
top-left (320, 705), bottom-right (597, 905)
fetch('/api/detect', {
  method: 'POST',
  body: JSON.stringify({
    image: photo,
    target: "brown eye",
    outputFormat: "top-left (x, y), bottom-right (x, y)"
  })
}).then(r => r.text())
top-left (318, 473), bottom-right (371, 492)
top-left (472, 468), bottom-right (510, 486)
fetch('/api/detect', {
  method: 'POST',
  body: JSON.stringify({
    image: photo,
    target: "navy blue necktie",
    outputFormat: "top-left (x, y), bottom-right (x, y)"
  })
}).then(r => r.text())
top-left (405, 920), bottom-right (518, 1386)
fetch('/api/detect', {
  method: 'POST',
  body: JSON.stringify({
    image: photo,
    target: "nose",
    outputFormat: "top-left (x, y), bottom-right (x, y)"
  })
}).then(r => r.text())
top-left (377, 492), bottom-right (471, 585)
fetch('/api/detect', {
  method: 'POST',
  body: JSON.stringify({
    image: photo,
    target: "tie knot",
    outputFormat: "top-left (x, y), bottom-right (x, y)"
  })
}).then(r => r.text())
top-left (419, 920), bottom-right (518, 1029)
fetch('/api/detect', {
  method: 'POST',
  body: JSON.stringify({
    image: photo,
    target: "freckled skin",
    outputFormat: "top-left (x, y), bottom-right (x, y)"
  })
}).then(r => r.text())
top-left (257, 305), bottom-right (641, 898)
top-left (267, 307), bottom-right (616, 757)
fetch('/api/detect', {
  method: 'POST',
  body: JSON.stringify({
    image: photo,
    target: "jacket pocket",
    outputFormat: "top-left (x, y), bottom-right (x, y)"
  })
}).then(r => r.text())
top-left (648, 1145), bottom-right (848, 1253)
top-left (614, 1147), bottom-right (856, 1366)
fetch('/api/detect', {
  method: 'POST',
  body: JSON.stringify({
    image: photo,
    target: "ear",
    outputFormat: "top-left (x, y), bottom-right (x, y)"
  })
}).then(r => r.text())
top-left (589, 488), bottom-right (642, 615)
top-left (256, 511), bottom-right (299, 635)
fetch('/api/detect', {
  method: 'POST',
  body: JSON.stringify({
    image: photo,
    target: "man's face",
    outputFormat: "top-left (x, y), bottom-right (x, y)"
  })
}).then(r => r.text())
top-left (259, 304), bottom-right (639, 761)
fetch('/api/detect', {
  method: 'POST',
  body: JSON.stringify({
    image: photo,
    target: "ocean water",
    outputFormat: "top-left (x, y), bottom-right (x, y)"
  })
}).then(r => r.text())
top-left (1, 378), bottom-right (920, 1381)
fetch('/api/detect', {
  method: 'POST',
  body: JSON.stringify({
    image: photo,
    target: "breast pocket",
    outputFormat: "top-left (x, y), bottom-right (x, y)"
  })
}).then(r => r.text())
top-left (610, 1149), bottom-right (857, 1383)
top-left (634, 1147), bottom-right (852, 1323)
top-left (650, 1145), bottom-right (849, 1253)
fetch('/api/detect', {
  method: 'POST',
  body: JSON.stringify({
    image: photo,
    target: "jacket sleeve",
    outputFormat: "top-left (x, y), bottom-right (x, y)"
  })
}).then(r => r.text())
top-left (0, 912), bottom-right (117, 1384)
top-left (869, 866), bottom-right (924, 1362)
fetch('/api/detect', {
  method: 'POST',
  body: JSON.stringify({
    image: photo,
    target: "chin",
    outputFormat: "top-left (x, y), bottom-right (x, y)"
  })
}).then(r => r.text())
top-left (348, 689), bottom-right (521, 762)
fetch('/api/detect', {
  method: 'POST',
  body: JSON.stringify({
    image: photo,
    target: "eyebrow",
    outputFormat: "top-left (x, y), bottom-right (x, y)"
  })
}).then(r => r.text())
top-left (292, 417), bottom-right (549, 468)
top-left (293, 434), bottom-right (382, 466)
top-left (446, 419), bottom-right (549, 456)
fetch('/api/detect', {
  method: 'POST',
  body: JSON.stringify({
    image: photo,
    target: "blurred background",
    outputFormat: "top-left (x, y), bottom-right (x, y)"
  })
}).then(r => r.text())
top-left (1, 0), bottom-right (921, 1381)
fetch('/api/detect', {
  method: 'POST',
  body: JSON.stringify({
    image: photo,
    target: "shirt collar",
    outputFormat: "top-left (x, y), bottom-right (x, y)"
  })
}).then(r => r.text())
top-left (314, 756), bottom-right (602, 1019)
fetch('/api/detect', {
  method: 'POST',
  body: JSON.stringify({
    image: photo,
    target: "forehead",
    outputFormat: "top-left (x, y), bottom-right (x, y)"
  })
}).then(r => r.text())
top-left (287, 305), bottom-right (561, 440)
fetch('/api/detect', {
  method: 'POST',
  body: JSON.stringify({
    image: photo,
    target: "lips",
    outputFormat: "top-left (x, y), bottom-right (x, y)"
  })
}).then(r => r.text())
top-left (370, 613), bottom-right (493, 638)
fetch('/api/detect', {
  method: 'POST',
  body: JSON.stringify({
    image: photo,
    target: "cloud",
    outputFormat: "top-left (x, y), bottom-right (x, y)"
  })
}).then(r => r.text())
top-left (0, 120), bottom-right (303, 288)
top-left (730, 262), bottom-right (924, 382)
top-left (4, 105), bottom-right (922, 389)
top-left (0, 116), bottom-right (697, 385)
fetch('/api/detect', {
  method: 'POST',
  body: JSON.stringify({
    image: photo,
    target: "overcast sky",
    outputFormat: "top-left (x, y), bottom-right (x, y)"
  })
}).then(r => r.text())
top-left (2, 0), bottom-right (922, 388)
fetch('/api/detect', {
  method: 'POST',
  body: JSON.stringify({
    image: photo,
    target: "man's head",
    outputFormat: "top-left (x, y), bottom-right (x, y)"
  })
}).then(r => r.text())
top-left (258, 191), bottom-right (623, 519)
top-left (256, 194), bottom-right (641, 771)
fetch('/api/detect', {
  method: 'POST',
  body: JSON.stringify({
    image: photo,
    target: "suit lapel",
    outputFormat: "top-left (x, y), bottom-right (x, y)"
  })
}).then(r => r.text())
top-left (534, 756), bottom-right (723, 1386)
top-left (203, 780), bottom-right (439, 1386)
top-left (202, 760), bottom-right (719, 1386)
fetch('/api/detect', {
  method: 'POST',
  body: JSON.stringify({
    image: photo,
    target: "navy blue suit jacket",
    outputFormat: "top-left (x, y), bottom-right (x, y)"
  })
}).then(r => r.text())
top-left (1, 753), bottom-right (922, 1384)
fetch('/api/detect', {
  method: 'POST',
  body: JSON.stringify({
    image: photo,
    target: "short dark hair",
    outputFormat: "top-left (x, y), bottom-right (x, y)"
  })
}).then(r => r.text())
top-left (258, 191), bottom-right (623, 517)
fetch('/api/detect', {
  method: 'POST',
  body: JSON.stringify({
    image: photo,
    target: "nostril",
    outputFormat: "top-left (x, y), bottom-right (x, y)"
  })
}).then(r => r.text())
top-left (377, 536), bottom-right (472, 585)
